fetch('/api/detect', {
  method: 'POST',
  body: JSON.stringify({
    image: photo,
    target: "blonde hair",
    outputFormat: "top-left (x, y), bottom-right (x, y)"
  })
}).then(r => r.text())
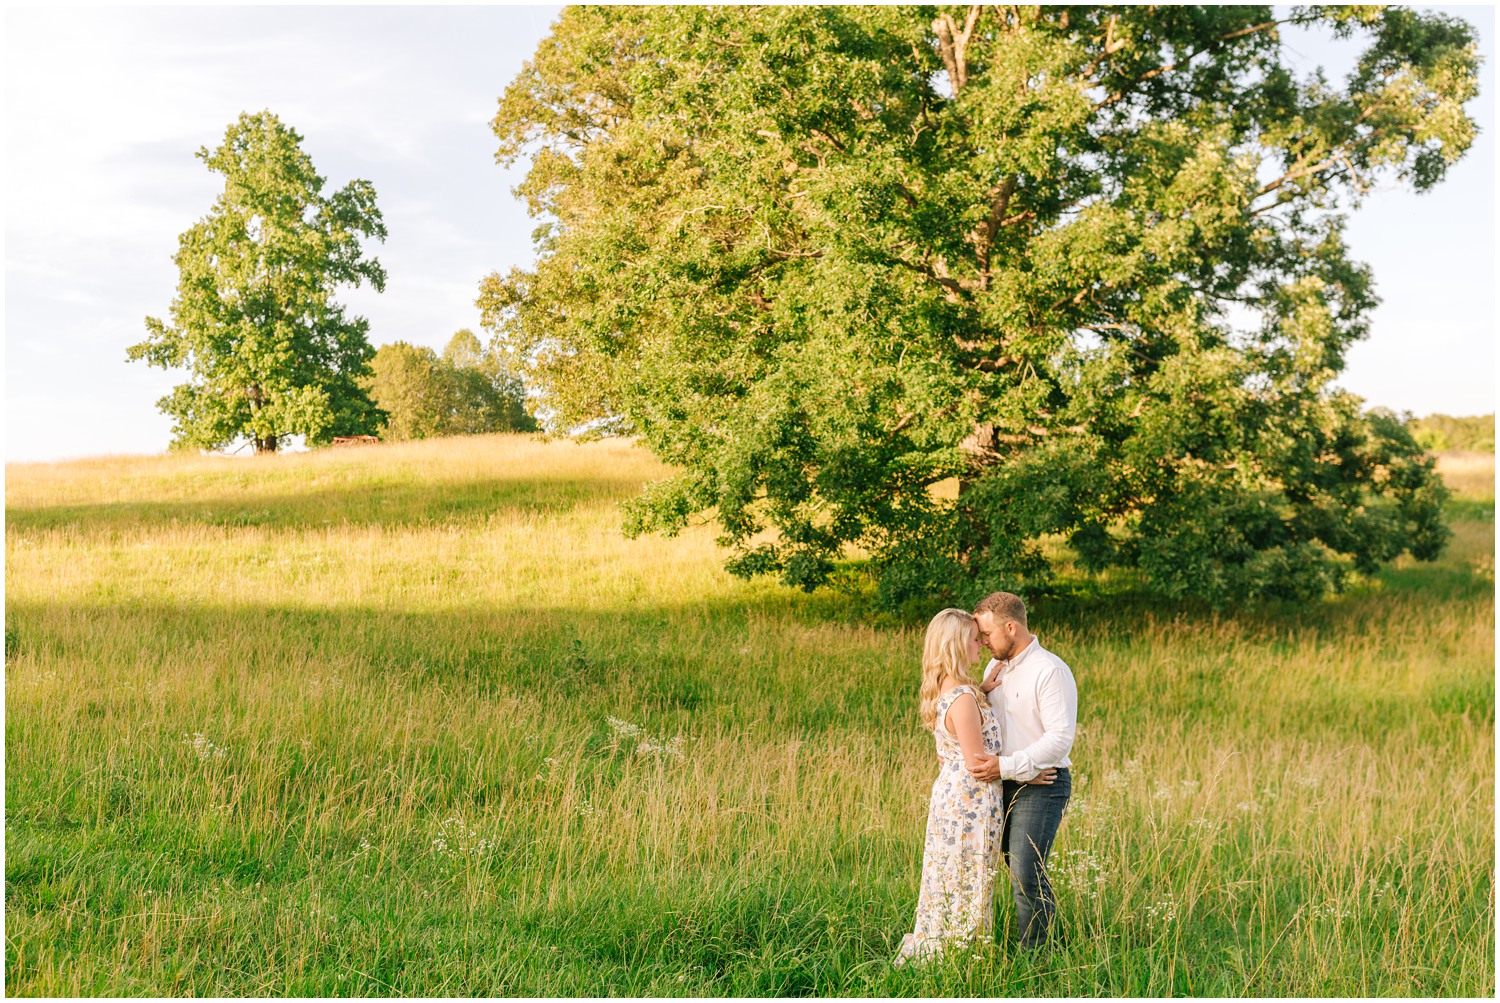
top-left (919, 607), bottom-right (980, 730)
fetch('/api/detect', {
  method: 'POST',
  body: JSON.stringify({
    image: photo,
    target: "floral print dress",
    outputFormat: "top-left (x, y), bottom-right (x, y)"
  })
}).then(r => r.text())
top-left (896, 684), bottom-right (1004, 964)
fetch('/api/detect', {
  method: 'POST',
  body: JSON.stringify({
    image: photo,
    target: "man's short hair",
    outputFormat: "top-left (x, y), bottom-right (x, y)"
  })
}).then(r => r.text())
top-left (973, 591), bottom-right (1027, 626)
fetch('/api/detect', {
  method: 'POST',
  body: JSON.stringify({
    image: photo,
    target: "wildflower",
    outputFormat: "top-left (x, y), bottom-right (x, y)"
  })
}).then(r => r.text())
top-left (1311, 901), bottom-right (1352, 920)
top-left (1051, 848), bottom-right (1109, 899)
top-left (608, 716), bottom-right (686, 761)
top-left (183, 732), bottom-right (227, 760)
top-left (431, 816), bottom-right (491, 858)
top-left (636, 735), bottom-right (686, 761)
top-left (606, 716), bottom-right (641, 741)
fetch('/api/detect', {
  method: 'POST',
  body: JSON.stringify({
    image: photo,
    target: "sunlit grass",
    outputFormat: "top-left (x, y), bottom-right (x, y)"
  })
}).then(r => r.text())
top-left (5, 436), bottom-right (1493, 995)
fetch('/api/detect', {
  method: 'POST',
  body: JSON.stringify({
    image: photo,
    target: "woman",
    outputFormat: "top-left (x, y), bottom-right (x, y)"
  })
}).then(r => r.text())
top-left (895, 608), bottom-right (1056, 964)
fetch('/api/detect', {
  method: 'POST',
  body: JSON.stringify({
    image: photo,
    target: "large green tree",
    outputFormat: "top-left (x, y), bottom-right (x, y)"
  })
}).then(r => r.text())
top-left (129, 110), bottom-right (387, 453)
top-left (482, 5), bottom-right (1478, 607)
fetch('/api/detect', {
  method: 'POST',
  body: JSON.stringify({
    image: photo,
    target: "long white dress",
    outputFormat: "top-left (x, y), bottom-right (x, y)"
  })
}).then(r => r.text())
top-left (895, 684), bottom-right (1004, 964)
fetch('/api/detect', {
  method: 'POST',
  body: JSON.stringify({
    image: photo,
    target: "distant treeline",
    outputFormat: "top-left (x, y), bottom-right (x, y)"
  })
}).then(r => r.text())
top-left (1409, 413), bottom-right (1494, 453)
top-left (364, 330), bottom-right (538, 441)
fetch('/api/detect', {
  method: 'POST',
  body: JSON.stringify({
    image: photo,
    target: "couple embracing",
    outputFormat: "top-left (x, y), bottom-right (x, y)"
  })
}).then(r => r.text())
top-left (896, 592), bottom-right (1078, 963)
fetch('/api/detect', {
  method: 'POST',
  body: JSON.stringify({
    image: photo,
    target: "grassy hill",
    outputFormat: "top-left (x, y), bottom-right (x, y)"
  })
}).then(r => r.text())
top-left (5, 435), bottom-right (1494, 995)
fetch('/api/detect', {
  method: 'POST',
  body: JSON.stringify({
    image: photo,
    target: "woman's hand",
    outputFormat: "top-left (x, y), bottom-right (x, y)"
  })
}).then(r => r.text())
top-left (967, 752), bottom-right (1001, 783)
top-left (1026, 768), bottom-right (1058, 785)
top-left (979, 664), bottom-right (1002, 694)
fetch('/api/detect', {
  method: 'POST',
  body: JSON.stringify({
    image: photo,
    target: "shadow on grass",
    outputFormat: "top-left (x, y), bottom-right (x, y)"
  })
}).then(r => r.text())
top-left (6, 569), bottom-right (1493, 742)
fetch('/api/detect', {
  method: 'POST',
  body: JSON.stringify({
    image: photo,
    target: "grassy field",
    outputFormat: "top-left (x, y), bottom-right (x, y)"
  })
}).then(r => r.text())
top-left (5, 435), bottom-right (1494, 996)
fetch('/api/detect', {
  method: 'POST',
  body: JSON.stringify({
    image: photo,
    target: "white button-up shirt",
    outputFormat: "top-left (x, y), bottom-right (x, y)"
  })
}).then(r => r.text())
top-left (984, 636), bottom-right (1077, 782)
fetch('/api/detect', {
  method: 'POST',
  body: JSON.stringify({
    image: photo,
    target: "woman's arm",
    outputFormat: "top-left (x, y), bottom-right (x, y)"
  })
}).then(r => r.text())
top-left (950, 687), bottom-right (1056, 784)
top-left (944, 690), bottom-right (992, 773)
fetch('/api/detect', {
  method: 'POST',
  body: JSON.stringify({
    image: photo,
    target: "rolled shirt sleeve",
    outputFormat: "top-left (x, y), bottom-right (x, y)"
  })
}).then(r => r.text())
top-left (997, 751), bottom-right (1041, 782)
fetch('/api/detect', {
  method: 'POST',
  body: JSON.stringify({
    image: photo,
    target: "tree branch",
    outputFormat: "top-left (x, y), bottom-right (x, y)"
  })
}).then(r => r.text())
top-left (887, 252), bottom-right (970, 303)
top-left (1251, 101), bottom-right (1386, 207)
top-left (977, 175), bottom-right (1018, 274)
top-left (1090, 18), bottom-right (1289, 112)
top-left (933, 6), bottom-right (983, 93)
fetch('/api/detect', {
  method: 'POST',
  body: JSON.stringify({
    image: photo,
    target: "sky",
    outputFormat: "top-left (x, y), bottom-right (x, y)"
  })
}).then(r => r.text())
top-left (4, 5), bottom-right (1495, 463)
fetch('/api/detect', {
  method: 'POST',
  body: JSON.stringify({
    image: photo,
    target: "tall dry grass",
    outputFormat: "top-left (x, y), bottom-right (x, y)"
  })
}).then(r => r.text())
top-left (5, 437), bottom-right (1493, 995)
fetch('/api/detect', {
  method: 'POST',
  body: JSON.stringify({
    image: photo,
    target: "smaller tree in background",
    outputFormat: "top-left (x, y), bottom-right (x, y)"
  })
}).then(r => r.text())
top-left (365, 342), bottom-right (448, 441)
top-left (128, 110), bottom-right (387, 453)
top-left (1410, 414), bottom-right (1495, 453)
top-left (441, 330), bottom-right (537, 435)
top-left (365, 331), bottom-right (536, 441)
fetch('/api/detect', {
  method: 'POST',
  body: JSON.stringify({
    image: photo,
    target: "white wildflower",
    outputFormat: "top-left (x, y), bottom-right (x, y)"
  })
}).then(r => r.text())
top-left (183, 732), bottom-right (227, 760)
top-left (1311, 901), bottom-right (1352, 920)
top-left (432, 816), bottom-right (491, 858)
top-left (636, 735), bottom-right (686, 761)
top-left (608, 716), bottom-right (686, 762)
top-left (607, 716), bottom-right (642, 741)
top-left (1051, 848), bottom-right (1109, 899)
top-left (533, 755), bottom-right (559, 781)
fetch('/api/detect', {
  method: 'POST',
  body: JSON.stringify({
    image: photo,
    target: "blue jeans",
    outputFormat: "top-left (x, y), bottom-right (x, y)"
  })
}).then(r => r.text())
top-left (1000, 768), bottom-right (1071, 947)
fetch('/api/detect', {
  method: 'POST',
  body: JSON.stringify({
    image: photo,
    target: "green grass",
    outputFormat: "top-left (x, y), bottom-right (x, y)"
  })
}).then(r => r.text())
top-left (6, 435), bottom-right (1494, 996)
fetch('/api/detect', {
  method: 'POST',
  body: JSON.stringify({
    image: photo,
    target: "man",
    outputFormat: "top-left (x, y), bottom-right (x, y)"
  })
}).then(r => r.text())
top-left (966, 591), bottom-right (1077, 948)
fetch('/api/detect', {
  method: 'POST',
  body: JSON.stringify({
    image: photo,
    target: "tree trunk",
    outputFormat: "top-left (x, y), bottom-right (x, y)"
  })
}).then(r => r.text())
top-left (957, 422), bottom-right (997, 494)
top-left (246, 382), bottom-right (275, 453)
